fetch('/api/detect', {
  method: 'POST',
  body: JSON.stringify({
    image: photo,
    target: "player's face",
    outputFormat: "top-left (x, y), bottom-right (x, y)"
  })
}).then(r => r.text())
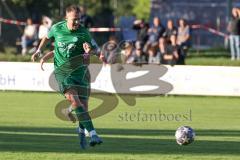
top-left (66, 11), bottom-right (81, 30)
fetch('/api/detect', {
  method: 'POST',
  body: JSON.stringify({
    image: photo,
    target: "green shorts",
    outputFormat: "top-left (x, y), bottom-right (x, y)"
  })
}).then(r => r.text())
top-left (54, 68), bottom-right (90, 100)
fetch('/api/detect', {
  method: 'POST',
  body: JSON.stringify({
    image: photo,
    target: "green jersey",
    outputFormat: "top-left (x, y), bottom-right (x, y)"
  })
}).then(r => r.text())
top-left (47, 20), bottom-right (95, 70)
top-left (48, 20), bottom-right (94, 97)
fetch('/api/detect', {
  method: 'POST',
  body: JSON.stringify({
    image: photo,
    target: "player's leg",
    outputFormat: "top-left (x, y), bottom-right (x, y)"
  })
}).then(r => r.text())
top-left (80, 98), bottom-right (102, 147)
top-left (65, 89), bottom-right (102, 147)
top-left (78, 99), bottom-right (88, 136)
top-left (76, 99), bottom-right (88, 149)
top-left (65, 89), bottom-right (94, 131)
top-left (65, 89), bottom-right (87, 149)
top-left (76, 122), bottom-right (87, 149)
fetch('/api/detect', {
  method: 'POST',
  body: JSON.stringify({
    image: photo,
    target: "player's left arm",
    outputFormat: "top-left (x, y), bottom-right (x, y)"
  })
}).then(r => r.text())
top-left (83, 29), bottom-right (101, 55)
top-left (83, 29), bottom-right (105, 62)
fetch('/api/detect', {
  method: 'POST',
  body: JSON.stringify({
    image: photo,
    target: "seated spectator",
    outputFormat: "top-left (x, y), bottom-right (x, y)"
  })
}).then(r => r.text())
top-left (38, 16), bottom-right (52, 41)
top-left (121, 41), bottom-right (135, 64)
top-left (102, 36), bottom-right (118, 64)
top-left (177, 18), bottom-right (191, 54)
top-left (171, 34), bottom-right (185, 65)
top-left (143, 17), bottom-right (165, 53)
top-left (148, 45), bottom-right (161, 64)
top-left (21, 18), bottom-right (37, 55)
top-left (162, 36), bottom-right (179, 65)
top-left (133, 41), bottom-right (147, 65)
top-left (159, 19), bottom-right (177, 58)
top-left (36, 16), bottom-right (53, 52)
top-left (163, 19), bottom-right (177, 40)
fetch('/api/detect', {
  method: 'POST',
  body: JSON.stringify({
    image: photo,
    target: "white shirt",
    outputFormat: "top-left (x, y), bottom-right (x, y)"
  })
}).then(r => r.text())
top-left (24, 25), bottom-right (37, 37)
top-left (38, 25), bottom-right (50, 39)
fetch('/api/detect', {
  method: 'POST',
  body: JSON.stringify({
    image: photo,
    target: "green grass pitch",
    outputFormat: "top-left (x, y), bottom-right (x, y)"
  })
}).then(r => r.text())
top-left (0, 91), bottom-right (239, 160)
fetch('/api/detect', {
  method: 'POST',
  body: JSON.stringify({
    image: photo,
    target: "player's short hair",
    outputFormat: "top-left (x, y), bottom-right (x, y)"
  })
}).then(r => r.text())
top-left (66, 5), bottom-right (80, 14)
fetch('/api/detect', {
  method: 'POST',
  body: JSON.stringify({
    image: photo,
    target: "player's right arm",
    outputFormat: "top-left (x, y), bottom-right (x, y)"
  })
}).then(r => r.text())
top-left (31, 23), bottom-right (56, 62)
top-left (31, 36), bottom-right (50, 62)
top-left (40, 50), bottom-right (54, 71)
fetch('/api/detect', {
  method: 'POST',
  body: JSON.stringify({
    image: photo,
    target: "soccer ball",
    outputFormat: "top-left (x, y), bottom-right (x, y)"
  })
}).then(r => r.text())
top-left (175, 126), bottom-right (195, 145)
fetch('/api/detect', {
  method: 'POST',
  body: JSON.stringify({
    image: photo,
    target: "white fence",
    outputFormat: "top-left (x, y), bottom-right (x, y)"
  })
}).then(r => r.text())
top-left (0, 62), bottom-right (240, 96)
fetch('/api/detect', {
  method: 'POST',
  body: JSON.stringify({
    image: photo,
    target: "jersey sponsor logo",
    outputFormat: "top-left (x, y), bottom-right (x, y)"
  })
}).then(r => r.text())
top-left (57, 41), bottom-right (76, 54)
top-left (72, 37), bottom-right (78, 42)
top-left (66, 43), bottom-right (76, 53)
top-left (58, 42), bottom-right (66, 47)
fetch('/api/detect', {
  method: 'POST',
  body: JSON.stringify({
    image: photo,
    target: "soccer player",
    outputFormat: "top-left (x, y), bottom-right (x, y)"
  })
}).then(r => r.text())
top-left (31, 5), bottom-right (103, 149)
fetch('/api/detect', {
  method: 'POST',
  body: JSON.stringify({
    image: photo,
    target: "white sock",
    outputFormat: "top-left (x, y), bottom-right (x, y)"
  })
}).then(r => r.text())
top-left (89, 130), bottom-right (97, 137)
top-left (78, 127), bottom-right (84, 134)
top-left (84, 129), bottom-right (89, 136)
top-left (68, 106), bottom-right (74, 112)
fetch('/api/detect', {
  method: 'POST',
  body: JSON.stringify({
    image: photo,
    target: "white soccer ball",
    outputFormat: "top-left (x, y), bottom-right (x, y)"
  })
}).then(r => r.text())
top-left (175, 126), bottom-right (195, 145)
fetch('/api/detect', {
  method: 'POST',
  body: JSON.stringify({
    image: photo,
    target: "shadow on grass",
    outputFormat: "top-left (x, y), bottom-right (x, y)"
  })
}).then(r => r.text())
top-left (0, 126), bottom-right (239, 155)
top-left (0, 126), bottom-right (239, 137)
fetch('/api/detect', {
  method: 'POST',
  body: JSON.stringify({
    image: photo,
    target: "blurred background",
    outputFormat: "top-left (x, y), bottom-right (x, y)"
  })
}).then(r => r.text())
top-left (0, 0), bottom-right (240, 66)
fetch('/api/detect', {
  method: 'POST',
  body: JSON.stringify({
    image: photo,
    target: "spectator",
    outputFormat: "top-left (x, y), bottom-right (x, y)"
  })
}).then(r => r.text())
top-left (148, 45), bottom-right (161, 64)
top-left (159, 36), bottom-right (165, 58)
top-left (132, 19), bottom-right (149, 45)
top-left (227, 8), bottom-right (240, 60)
top-left (133, 41), bottom-right (147, 65)
top-left (21, 18), bottom-right (37, 55)
top-left (171, 34), bottom-right (185, 65)
top-left (38, 16), bottom-right (52, 41)
top-left (102, 36), bottom-right (118, 64)
top-left (163, 19), bottom-right (177, 40)
top-left (79, 5), bottom-right (93, 28)
top-left (177, 18), bottom-right (191, 54)
top-left (36, 16), bottom-right (53, 52)
top-left (143, 17), bottom-right (165, 53)
top-left (162, 35), bottom-right (179, 65)
top-left (159, 19), bottom-right (177, 59)
top-left (121, 41), bottom-right (135, 64)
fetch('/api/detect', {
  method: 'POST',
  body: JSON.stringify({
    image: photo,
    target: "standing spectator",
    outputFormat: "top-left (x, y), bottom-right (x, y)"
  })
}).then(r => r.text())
top-left (79, 5), bottom-right (93, 28)
top-left (227, 8), bottom-right (240, 60)
top-left (21, 18), bottom-right (37, 55)
top-left (132, 19), bottom-right (149, 46)
top-left (143, 17), bottom-right (165, 53)
top-left (177, 18), bottom-right (191, 54)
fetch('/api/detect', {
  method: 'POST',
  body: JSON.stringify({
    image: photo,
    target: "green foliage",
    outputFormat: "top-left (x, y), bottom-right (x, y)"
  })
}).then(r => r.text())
top-left (6, 0), bottom-right (151, 26)
top-left (132, 0), bottom-right (150, 21)
top-left (10, 0), bottom-right (33, 7)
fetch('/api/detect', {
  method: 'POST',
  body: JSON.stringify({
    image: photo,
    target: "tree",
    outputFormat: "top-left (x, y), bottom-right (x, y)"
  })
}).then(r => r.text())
top-left (132, 0), bottom-right (150, 21)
